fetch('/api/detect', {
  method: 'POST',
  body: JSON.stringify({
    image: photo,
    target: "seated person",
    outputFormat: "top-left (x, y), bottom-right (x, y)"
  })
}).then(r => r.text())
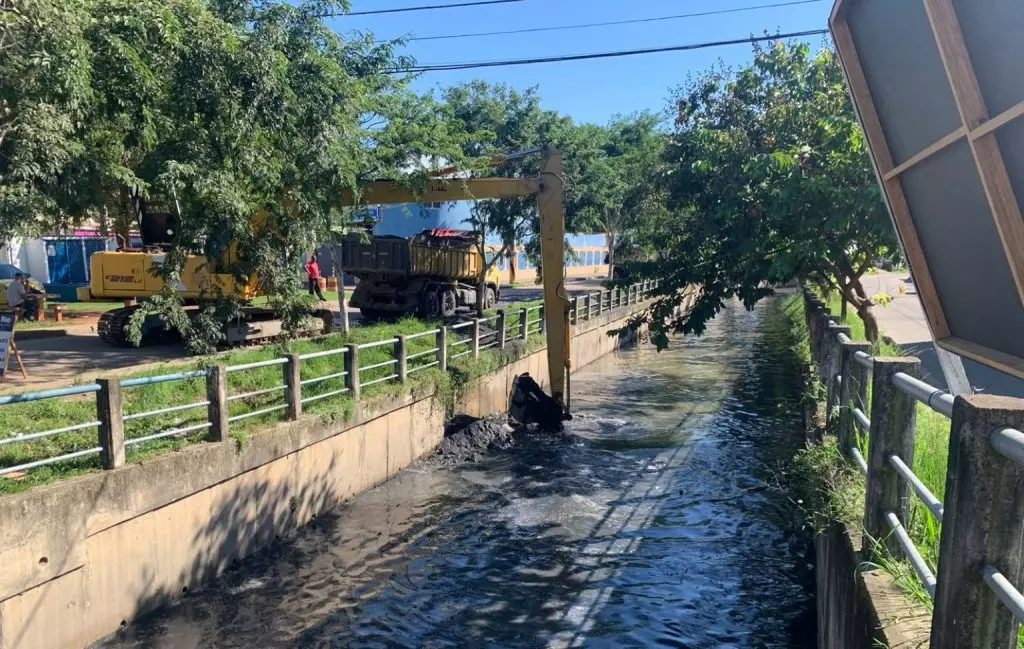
top-left (6, 273), bottom-right (41, 320)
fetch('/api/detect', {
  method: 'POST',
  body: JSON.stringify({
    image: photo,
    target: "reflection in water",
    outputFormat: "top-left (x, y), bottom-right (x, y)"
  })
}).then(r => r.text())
top-left (102, 297), bottom-right (816, 649)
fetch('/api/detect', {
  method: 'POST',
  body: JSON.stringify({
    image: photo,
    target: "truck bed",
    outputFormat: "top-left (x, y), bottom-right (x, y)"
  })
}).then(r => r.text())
top-left (338, 234), bottom-right (482, 282)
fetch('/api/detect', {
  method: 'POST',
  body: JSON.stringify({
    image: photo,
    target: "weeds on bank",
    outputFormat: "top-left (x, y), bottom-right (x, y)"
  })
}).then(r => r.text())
top-left (783, 293), bottom-right (954, 611)
top-left (0, 313), bottom-right (547, 495)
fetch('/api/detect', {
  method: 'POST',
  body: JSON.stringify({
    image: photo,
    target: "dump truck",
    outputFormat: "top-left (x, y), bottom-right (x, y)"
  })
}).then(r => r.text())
top-left (340, 229), bottom-right (500, 319)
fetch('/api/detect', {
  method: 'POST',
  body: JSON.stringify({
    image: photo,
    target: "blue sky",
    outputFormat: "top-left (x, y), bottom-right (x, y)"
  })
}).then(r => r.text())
top-left (329, 0), bottom-right (834, 125)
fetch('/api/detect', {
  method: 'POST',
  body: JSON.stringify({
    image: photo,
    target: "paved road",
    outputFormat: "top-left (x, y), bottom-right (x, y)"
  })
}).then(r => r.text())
top-left (1, 278), bottom-right (611, 395)
top-left (860, 272), bottom-right (1024, 397)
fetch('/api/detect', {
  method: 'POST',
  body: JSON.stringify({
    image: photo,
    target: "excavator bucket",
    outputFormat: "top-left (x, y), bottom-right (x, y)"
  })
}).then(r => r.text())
top-left (508, 373), bottom-right (569, 432)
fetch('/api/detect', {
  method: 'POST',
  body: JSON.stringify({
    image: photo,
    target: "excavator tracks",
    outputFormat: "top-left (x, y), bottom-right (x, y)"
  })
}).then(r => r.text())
top-left (96, 306), bottom-right (142, 348)
top-left (97, 305), bottom-right (334, 348)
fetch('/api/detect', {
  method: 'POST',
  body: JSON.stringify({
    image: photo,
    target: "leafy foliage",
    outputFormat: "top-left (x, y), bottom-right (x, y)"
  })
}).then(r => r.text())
top-left (1, 0), bottom-right (465, 350)
top-left (620, 42), bottom-right (898, 346)
top-left (572, 112), bottom-right (667, 278)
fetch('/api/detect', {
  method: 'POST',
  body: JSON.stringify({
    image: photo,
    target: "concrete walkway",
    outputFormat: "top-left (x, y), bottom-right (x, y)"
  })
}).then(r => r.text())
top-left (860, 272), bottom-right (1024, 397)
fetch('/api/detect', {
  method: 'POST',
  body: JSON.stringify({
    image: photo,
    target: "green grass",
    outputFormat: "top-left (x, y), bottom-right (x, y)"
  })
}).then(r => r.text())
top-left (0, 303), bottom-right (552, 494)
top-left (56, 300), bottom-right (125, 313)
top-left (786, 293), bottom-right (954, 612)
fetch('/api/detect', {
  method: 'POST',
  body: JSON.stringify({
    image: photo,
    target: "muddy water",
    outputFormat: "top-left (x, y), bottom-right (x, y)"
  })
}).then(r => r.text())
top-left (101, 297), bottom-right (816, 649)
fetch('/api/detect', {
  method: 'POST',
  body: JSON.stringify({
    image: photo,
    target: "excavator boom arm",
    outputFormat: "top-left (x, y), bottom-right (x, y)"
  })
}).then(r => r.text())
top-left (340, 178), bottom-right (541, 207)
top-left (343, 151), bottom-right (571, 422)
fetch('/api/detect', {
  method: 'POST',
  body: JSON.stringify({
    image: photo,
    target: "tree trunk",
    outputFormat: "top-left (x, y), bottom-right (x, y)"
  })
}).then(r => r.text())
top-left (845, 272), bottom-right (878, 343)
top-left (606, 230), bottom-right (616, 279)
top-left (329, 245), bottom-right (349, 334)
top-left (857, 302), bottom-right (880, 343)
top-left (476, 270), bottom-right (486, 317)
top-left (509, 246), bottom-right (517, 285)
top-left (840, 295), bottom-right (848, 320)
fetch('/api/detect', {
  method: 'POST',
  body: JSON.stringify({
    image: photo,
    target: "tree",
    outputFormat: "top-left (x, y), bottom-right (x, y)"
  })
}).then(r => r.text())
top-left (2, 0), bottom-right (462, 351)
top-left (1, 0), bottom-right (94, 236)
top-left (574, 113), bottom-right (666, 278)
top-left (440, 81), bottom-right (570, 314)
top-left (622, 42), bottom-right (898, 347)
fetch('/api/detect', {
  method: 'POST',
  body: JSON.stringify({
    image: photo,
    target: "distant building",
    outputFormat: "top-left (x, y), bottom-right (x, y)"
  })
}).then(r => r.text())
top-left (1, 229), bottom-right (143, 300)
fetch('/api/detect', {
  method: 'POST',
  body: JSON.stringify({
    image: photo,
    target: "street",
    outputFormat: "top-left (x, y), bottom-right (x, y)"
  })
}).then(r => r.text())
top-left (860, 272), bottom-right (1024, 397)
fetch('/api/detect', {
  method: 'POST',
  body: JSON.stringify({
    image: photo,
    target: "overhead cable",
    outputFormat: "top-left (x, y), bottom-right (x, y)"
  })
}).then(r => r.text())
top-left (331, 0), bottom-right (525, 17)
top-left (390, 29), bottom-right (831, 73)
top-left (403, 0), bottom-right (829, 41)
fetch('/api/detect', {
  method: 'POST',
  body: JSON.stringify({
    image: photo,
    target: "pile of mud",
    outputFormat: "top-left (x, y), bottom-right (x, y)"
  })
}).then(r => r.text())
top-left (431, 414), bottom-right (519, 467)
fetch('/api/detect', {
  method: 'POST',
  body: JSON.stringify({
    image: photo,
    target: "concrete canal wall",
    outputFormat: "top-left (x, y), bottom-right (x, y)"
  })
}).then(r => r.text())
top-left (0, 306), bottom-right (648, 649)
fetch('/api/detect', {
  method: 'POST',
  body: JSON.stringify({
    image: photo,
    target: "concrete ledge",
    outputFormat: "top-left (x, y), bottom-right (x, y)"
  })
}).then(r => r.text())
top-left (816, 523), bottom-right (931, 649)
top-left (0, 304), bottom-right (645, 649)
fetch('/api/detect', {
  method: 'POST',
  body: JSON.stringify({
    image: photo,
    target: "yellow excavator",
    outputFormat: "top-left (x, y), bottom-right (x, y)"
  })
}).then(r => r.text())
top-left (82, 146), bottom-right (573, 419)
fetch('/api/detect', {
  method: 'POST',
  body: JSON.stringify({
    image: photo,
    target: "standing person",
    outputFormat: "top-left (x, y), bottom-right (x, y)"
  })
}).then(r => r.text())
top-left (305, 256), bottom-right (327, 301)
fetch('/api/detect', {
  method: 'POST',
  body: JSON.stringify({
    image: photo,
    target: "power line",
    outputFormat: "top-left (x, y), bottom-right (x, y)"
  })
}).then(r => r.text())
top-left (391, 29), bottom-right (831, 73)
top-left (403, 0), bottom-right (829, 42)
top-left (338, 0), bottom-right (525, 17)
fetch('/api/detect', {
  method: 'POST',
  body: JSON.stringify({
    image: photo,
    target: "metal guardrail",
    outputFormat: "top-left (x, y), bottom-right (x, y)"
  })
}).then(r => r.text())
top-left (226, 357), bottom-right (289, 373)
top-left (298, 347), bottom-right (347, 361)
top-left (885, 510), bottom-right (937, 599)
top-left (0, 383), bottom-right (101, 405)
top-left (121, 370), bottom-right (208, 388)
top-left (984, 567), bottom-right (1024, 624)
top-left (889, 454), bottom-right (944, 521)
top-left (0, 282), bottom-right (656, 479)
top-left (891, 372), bottom-right (955, 418)
top-left (804, 287), bottom-right (1024, 641)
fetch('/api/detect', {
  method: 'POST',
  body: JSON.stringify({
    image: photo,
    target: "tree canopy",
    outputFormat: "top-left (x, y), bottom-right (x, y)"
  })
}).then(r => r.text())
top-left (620, 42), bottom-right (897, 346)
top-left (2, 0), bottom-right (469, 349)
top-left (571, 112), bottom-right (667, 278)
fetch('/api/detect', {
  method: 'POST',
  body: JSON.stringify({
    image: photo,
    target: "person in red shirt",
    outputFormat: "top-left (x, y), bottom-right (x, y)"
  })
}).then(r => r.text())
top-left (304, 256), bottom-right (326, 300)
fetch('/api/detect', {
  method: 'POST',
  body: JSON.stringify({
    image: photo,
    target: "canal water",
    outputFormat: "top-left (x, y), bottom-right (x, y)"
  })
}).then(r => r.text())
top-left (101, 297), bottom-right (816, 649)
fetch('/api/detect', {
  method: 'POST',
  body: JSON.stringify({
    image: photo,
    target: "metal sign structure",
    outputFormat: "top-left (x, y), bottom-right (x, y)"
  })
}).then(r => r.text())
top-left (830, 0), bottom-right (1024, 379)
top-left (0, 311), bottom-right (17, 381)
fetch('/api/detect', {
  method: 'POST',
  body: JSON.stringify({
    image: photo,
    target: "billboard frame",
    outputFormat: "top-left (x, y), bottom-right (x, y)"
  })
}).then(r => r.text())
top-left (830, 0), bottom-right (1024, 379)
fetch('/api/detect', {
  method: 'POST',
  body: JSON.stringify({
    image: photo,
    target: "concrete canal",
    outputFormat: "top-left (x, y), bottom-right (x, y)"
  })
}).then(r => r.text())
top-left (100, 297), bottom-right (816, 648)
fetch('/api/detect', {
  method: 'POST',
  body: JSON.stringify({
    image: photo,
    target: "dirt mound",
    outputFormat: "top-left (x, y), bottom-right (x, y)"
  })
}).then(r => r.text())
top-left (432, 414), bottom-right (518, 466)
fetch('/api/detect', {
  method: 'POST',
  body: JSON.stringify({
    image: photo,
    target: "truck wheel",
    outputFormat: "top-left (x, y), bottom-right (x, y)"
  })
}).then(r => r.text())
top-left (360, 307), bottom-right (385, 321)
top-left (440, 289), bottom-right (457, 318)
top-left (421, 291), bottom-right (440, 318)
top-left (485, 287), bottom-right (496, 310)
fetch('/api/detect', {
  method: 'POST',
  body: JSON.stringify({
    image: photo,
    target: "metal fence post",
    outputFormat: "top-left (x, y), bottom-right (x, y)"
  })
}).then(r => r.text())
top-left (520, 307), bottom-right (528, 339)
top-left (471, 319), bottom-right (481, 358)
top-left (584, 294), bottom-right (591, 320)
top-left (864, 357), bottom-right (920, 557)
top-left (345, 344), bottom-right (361, 401)
top-left (826, 324), bottom-right (852, 420)
top-left (96, 378), bottom-right (125, 470)
top-left (284, 353), bottom-right (302, 420)
top-left (497, 310), bottom-right (507, 349)
top-left (838, 340), bottom-right (871, 456)
top-left (396, 336), bottom-right (408, 382)
top-left (571, 296), bottom-right (579, 324)
top-left (436, 327), bottom-right (448, 372)
top-left (599, 290), bottom-right (606, 314)
top-left (930, 395), bottom-right (1024, 649)
top-left (539, 306), bottom-right (546, 336)
top-left (206, 365), bottom-right (228, 442)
